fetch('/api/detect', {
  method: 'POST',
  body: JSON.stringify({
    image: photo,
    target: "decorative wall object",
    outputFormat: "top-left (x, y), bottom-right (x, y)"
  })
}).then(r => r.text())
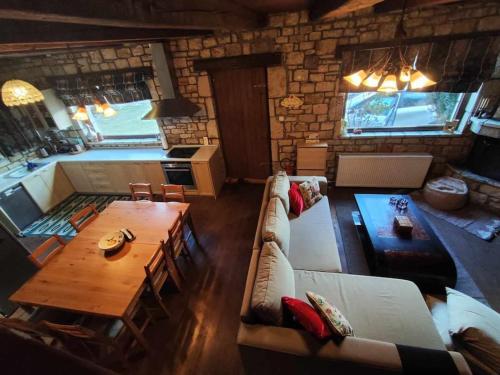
top-left (280, 95), bottom-right (303, 109)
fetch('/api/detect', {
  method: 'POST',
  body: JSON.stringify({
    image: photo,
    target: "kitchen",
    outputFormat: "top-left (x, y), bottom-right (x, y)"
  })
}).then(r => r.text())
top-left (0, 42), bottom-right (226, 316)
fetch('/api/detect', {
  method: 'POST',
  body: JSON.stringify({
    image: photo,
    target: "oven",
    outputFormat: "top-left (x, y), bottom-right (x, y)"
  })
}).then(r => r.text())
top-left (161, 161), bottom-right (196, 190)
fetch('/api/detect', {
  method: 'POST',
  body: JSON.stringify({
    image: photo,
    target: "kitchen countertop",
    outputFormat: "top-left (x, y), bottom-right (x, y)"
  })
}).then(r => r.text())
top-left (0, 145), bottom-right (219, 191)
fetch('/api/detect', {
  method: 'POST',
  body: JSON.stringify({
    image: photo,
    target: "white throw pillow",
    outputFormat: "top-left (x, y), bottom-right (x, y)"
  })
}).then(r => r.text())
top-left (262, 197), bottom-right (290, 256)
top-left (270, 171), bottom-right (290, 214)
top-left (251, 241), bottom-right (295, 326)
top-left (447, 287), bottom-right (500, 373)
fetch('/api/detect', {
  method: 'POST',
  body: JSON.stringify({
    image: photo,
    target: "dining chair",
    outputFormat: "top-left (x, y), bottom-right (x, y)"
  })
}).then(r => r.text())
top-left (143, 241), bottom-right (172, 318)
top-left (28, 235), bottom-right (66, 269)
top-left (160, 184), bottom-right (185, 203)
top-left (129, 183), bottom-right (154, 201)
top-left (167, 211), bottom-right (193, 277)
top-left (69, 204), bottom-right (99, 232)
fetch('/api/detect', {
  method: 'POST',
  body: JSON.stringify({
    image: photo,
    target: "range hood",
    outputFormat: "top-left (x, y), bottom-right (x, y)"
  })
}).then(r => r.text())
top-left (143, 43), bottom-right (201, 120)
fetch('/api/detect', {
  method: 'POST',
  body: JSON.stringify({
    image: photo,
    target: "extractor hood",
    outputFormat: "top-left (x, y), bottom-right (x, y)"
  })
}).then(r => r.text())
top-left (143, 43), bottom-right (201, 119)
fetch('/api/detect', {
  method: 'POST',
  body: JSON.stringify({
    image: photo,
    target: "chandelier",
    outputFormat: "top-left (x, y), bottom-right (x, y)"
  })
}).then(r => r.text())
top-left (1, 79), bottom-right (44, 107)
top-left (343, 1), bottom-right (436, 93)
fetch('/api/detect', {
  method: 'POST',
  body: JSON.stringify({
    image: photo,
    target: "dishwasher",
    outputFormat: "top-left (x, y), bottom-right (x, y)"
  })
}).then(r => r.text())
top-left (0, 184), bottom-right (43, 235)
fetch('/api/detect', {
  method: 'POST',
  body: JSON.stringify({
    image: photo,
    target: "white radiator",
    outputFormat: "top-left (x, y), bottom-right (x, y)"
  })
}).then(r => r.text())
top-left (336, 153), bottom-right (433, 188)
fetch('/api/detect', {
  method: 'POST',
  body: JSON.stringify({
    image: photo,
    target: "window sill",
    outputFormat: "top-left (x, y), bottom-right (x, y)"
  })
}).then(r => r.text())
top-left (341, 130), bottom-right (464, 139)
top-left (88, 139), bottom-right (162, 148)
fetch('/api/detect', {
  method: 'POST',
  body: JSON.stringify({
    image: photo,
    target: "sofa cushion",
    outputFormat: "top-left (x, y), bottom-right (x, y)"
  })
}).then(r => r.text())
top-left (288, 197), bottom-right (342, 272)
top-left (288, 183), bottom-right (304, 216)
top-left (294, 271), bottom-right (445, 350)
top-left (447, 287), bottom-right (500, 373)
top-left (270, 171), bottom-right (290, 214)
top-left (306, 291), bottom-right (354, 337)
top-left (426, 294), bottom-right (455, 350)
top-left (251, 242), bottom-right (295, 326)
top-left (299, 177), bottom-right (323, 208)
top-left (282, 296), bottom-right (331, 340)
top-left (262, 198), bottom-right (290, 256)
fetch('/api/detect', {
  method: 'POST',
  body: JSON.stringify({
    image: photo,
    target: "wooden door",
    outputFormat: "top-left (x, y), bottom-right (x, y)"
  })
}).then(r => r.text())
top-left (211, 67), bottom-right (271, 180)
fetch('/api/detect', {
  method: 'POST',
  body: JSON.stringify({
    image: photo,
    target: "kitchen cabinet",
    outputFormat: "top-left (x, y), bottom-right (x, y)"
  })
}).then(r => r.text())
top-left (22, 163), bottom-right (75, 213)
top-left (61, 161), bottom-right (165, 194)
top-left (191, 148), bottom-right (226, 197)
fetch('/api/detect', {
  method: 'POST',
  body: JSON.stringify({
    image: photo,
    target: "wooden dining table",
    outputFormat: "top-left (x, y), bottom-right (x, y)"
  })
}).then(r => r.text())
top-left (10, 200), bottom-right (192, 351)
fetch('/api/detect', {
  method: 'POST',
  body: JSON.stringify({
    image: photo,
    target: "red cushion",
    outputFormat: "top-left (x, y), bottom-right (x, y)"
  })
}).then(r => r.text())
top-left (288, 183), bottom-right (304, 216)
top-left (282, 296), bottom-right (331, 340)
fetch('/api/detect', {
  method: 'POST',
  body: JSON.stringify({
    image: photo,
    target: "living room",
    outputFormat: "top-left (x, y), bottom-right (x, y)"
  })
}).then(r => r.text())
top-left (0, 0), bottom-right (498, 374)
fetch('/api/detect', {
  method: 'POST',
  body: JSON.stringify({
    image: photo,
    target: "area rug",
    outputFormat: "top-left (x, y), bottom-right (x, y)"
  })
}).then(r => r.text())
top-left (333, 192), bottom-right (489, 306)
top-left (410, 191), bottom-right (500, 241)
top-left (21, 194), bottom-right (131, 239)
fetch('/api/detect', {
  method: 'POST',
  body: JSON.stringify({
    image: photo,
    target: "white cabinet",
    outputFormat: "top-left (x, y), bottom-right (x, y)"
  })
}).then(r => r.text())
top-left (60, 163), bottom-right (93, 192)
top-left (22, 173), bottom-right (53, 212)
top-left (296, 142), bottom-right (328, 176)
top-left (22, 163), bottom-right (75, 213)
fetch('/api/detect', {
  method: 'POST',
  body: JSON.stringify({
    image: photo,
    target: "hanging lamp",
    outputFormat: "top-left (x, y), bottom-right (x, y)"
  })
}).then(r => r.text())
top-left (343, 0), bottom-right (436, 92)
top-left (101, 102), bottom-right (117, 117)
top-left (1, 79), bottom-right (44, 107)
top-left (72, 105), bottom-right (89, 121)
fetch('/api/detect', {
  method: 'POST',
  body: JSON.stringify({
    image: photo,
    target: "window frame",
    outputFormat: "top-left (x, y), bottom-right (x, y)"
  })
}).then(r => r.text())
top-left (342, 92), bottom-right (471, 135)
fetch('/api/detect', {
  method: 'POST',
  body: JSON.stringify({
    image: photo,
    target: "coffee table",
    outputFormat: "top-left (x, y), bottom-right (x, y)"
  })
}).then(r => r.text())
top-left (353, 194), bottom-right (457, 293)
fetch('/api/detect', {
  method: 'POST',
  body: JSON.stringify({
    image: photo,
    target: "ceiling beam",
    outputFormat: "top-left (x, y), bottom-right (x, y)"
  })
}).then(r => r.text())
top-left (0, 0), bottom-right (263, 31)
top-left (374, 0), bottom-right (463, 13)
top-left (310, 0), bottom-right (384, 20)
top-left (0, 20), bottom-right (211, 46)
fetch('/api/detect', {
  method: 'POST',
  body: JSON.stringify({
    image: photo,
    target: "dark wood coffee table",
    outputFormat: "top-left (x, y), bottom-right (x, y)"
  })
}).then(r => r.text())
top-left (354, 194), bottom-right (457, 293)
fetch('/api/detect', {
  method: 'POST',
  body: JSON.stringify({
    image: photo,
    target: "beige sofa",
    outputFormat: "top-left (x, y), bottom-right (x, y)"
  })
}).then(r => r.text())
top-left (238, 175), bottom-right (472, 374)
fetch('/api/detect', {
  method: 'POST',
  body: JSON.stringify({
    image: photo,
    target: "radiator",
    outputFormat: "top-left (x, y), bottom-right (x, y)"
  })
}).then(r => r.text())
top-left (336, 153), bottom-right (433, 188)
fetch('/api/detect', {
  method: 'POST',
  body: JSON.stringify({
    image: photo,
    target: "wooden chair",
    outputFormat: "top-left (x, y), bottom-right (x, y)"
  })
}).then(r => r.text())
top-left (69, 204), bottom-right (99, 233)
top-left (143, 241), bottom-right (172, 318)
top-left (28, 235), bottom-right (66, 269)
top-left (167, 211), bottom-right (193, 277)
top-left (129, 183), bottom-right (154, 201)
top-left (160, 184), bottom-right (185, 203)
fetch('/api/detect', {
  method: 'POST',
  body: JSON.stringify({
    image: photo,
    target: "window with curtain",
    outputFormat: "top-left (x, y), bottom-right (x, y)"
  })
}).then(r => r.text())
top-left (339, 35), bottom-right (499, 135)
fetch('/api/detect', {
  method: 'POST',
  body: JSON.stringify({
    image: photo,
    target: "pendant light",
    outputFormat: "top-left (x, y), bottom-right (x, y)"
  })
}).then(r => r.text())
top-left (410, 71), bottom-right (437, 89)
top-left (342, 0), bottom-right (436, 93)
top-left (101, 102), bottom-right (117, 117)
top-left (72, 105), bottom-right (89, 121)
top-left (343, 70), bottom-right (368, 87)
top-left (1, 79), bottom-right (44, 107)
top-left (377, 74), bottom-right (398, 93)
top-left (94, 99), bottom-right (104, 113)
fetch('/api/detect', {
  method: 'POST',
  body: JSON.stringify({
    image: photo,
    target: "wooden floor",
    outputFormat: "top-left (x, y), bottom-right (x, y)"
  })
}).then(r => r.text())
top-left (126, 183), bottom-right (263, 375)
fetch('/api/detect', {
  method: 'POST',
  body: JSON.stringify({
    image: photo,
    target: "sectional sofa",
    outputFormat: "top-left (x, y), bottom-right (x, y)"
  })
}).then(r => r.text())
top-left (237, 175), bottom-right (472, 374)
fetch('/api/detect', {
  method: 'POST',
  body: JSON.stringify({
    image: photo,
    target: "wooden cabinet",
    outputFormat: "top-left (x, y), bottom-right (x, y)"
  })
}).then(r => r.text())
top-left (22, 163), bottom-right (75, 213)
top-left (191, 148), bottom-right (226, 197)
top-left (296, 142), bottom-right (328, 176)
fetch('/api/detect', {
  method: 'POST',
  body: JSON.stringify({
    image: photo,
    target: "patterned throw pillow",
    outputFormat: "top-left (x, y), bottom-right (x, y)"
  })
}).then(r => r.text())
top-left (306, 291), bottom-right (354, 337)
top-left (299, 178), bottom-right (323, 208)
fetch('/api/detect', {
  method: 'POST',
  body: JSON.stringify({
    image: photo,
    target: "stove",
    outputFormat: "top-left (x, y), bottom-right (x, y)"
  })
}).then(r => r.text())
top-left (166, 147), bottom-right (200, 159)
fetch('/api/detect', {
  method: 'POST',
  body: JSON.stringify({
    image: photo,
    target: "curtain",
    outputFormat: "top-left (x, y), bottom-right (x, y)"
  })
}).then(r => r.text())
top-left (339, 35), bottom-right (500, 93)
top-left (49, 67), bottom-right (154, 106)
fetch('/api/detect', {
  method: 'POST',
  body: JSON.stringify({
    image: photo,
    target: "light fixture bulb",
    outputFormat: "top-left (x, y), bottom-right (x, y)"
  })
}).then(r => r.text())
top-left (377, 75), bottom-right (399, 93)
top-left (72, 105), bottom-right (89, 121)
top-left (1, 79), bottom-right (44, 107)
top-left (101, 103), bottom-right (117, 117)
top-left (362, 71), bottom-right (382, 88)
top-left (94, 99), bottom-right (104, 113)
top-left (410, 70), bottom-right (436, 89)
top-left (399, 66), bottom-right (412, 82)
top-left (343, 69), bottom-right (368, 87)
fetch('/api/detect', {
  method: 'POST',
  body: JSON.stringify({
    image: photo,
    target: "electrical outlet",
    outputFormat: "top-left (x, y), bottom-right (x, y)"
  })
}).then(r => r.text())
top-left (278, 116), bottom-right (285, 121)
top-left (203, 136), bottom-right (209, 145)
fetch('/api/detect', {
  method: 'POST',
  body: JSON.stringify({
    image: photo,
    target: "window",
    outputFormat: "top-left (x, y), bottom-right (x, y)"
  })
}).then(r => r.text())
top-left (343, 92), bottom-right (466, 134)
top-left (71, 100), bottom-right (160, 143)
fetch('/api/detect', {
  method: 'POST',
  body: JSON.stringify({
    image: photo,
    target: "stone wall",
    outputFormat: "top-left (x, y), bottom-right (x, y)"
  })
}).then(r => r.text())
top-left (166, 0), bottom-right (500, 180)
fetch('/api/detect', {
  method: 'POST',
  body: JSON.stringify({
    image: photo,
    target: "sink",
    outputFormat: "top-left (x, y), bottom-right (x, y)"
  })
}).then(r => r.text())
top-left (3, 163), bottom-right (49, 179)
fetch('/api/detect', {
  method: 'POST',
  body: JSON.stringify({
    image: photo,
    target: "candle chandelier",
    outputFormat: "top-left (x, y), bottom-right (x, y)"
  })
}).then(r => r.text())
top-left (343, 1), bottom-right (436, 93)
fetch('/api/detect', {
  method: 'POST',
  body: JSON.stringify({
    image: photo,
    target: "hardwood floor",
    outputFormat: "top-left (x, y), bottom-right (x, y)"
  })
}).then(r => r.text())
top-left (126, 183), bottom-right (263, 375)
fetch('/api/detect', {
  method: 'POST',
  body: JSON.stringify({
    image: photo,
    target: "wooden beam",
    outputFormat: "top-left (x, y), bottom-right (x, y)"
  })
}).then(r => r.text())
top-left (193, 53), bottom-right (282, 72)
top-left (0, 20), bottom-right (211, 46)
top-left (0, 0), bottom-right (263, 31)
top-left (310, 0), bottom-right (383, 20)
top-left (374, 0), bottom-right (463, 13)
top-left (335, 30), bottom-right (500, 58)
